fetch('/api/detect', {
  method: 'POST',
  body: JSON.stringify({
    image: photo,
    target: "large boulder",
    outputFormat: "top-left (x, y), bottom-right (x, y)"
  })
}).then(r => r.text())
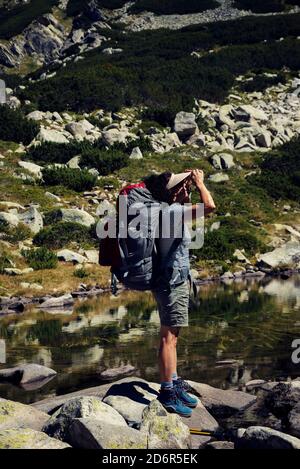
top-left (187, 381), bottom-right (256, 418)
top-left (265, 381), bottom-right (300, 420)
top-left (0, 364), bottom-right (56, 385)
top-left (140, 400), bottom-right (190, 449)
top-left (235, 105), bottom-right (268, 123)
top-left (211, 153), bottom-right (235, 170)
top-left (60, 208), bottom-right (95, 227)
top-left (57, 249), bottom-right (87, 264)
top-left (18, 206), bottom-right (43, 234)
top-left (257, 242), bottom-right (300, 269)
top-left (37, 128), bottom-right (69, 144)
top-left (0, 428), bottom-right (70, 449)
top-left (174, 112), bottom-right (198, 140)
top-left (103, 395), bottom-right (147, 427)
top-left (102, 128), bottom-right (130, 146)
top-left (18, 161), bottom-right (43, 178)
top-left (236, 426), bottom-right (300, 450)
top-left (288, 402), bottom-right (300, 439)
top-left (65, 122), bottom-right (89, 139)
top-left (43, 396), bottom-right (127, 443)
top-left (26, 111), bottom-right (45, 121)
top-left (68, 418), bottom-right (147, 449)
top-left (0, 398), bottom-right (48, 431)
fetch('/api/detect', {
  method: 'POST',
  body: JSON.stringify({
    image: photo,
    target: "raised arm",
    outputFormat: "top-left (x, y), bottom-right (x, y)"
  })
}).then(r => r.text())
top-left (188, 169), bottom-right (216, 220)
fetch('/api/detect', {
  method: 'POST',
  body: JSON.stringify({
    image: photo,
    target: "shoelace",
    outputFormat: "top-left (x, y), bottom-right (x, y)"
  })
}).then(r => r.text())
top-left (175, 378), bottom-right (193, 392)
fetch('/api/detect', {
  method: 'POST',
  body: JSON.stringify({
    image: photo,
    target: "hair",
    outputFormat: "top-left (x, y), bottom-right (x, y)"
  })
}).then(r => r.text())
top-left (143, 171), bottom-right (172, 203)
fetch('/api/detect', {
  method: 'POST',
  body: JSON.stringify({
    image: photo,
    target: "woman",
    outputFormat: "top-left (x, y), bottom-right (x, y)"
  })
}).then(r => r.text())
top-left (144, 169), bottom-right (216, 417)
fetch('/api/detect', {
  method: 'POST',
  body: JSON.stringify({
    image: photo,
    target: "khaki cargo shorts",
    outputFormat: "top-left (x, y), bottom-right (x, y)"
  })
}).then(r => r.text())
top-left (152, 280), bottom-right (190, 327)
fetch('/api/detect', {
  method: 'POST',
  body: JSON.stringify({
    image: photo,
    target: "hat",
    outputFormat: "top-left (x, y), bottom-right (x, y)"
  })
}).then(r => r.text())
top-left (166, 171), bottom-right (192, 190)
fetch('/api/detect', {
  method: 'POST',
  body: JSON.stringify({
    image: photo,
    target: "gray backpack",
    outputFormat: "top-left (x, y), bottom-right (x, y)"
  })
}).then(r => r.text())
top-left (112, 185), bottom-right (181, 292)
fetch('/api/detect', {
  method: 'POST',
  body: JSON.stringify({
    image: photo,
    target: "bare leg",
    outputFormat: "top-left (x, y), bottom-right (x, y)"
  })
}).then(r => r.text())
top-left (159, 326), bottom-right (180, 383)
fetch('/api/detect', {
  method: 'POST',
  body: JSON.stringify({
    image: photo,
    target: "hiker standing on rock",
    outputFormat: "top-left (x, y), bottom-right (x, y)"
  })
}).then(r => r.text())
top-left (143, 169), bottom-right (216, 417)
top-left (99, 169), bottom-right (216, 417)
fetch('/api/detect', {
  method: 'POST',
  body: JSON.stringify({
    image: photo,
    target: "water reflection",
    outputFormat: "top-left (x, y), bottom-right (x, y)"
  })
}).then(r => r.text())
top-left (0, 275), bottom-right (300, 403)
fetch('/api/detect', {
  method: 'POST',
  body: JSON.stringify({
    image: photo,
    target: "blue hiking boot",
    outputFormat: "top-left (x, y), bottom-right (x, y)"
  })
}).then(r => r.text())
top-left (157, 387), bottom-right (192, 418)
top-left (173, 378), bottom-right (199, 408)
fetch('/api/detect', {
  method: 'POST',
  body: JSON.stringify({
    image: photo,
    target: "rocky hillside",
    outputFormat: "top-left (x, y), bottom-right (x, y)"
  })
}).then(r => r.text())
top-left (0, 1), bottom-right (300, 299)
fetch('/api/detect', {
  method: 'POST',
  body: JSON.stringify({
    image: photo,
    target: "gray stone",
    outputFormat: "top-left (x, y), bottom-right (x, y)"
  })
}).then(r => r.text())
top-left (26, 111), bottom-right (45, 121)
top-left (43, 396), bottom-right (126, 442)
top-left (67, 155), bottom-right (81, 169)
top-left (187, 381), bottom-right (256, 418)
top-left (60, 208), bottom-right (95, 227)
top-left (37, 128), bottom-right (69, 144)
top-left (245, 380), bottom-right (267, 392)
top-left (255, 131), bottom-right (272, 148)
top-left (236, 426), bottom-right (300, 449)
top-left (265, 381), bottom-right (300, 419)
top-left (0, 398), bottom-right (48, 431)
top-left (57, 249), bottom-right (87, 264)
top-left (99, 365), bottom-right (137, 381)
top-left (0, 211), bottom-right (19, 227)
top-left (257, 242), bottom-right (300, 269)
top-left (206, 441), bottom-right (234, 450)
top-left (236, 105), bottom-right (268, 122)
top-left (174, 111), bottom-right (198, 140)
top-left (129, 147), bottom-right (143, 160)
top-left (140, 400), bottom-right (191, 449)
top-left (68, 418), bottom-right (147, 449)
top-left (0, 428), bottom-right (71, 449)
top-left (103, 395), bottom-right (146, 426)
top-left (83, 250), bottom-right (99, 264)
top-left (102, 128), bottom-right (129, 146)
top-left (65, 122), bottom-right (87, 139)
top-left (18, 207), bottom-right (43, 234)
top-left (288, 402), bottom-right (300, 439)
top-left (208, 173), bottom-right (229, 183)
top-left (18, 161), bottom-right (42, 178)
top-left (38, 294), bottom-right (74, 309)
top-left (0, 364), bottom-right (56, 385)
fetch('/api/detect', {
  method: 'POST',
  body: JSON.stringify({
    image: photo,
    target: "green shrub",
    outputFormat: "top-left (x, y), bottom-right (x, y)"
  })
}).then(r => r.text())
top-left (131, 0), bottom-right (219, 14)
top-left (42, 167), bottom-right (97, 192)
top-left (80, 148), bottom-right (129, 175)
top-left (26, 141), bottom-right (88, 165)
top-left (33, 222), bottom-right (97, 249)
top-left (0, 222), bottom-right (32, 244)
top-left (249, 137), bottom-right (300, 202)
top-left (0, 106), bottom-right (40, 144)
top-left (0, 255), bottom-right (11, 274)
top-left (196, 217), bottom-right (262, 261)
top-left (239, 72), bottom-right (287, 92)
top-left (0, 0), bottom-right (58, 39)
top-left (196, 115), bottom-right (210, 133)
top-left (22, 247), bottom-right (58, 270)
top-left (234, 0), bottom-right (286, 13)
top-left (73, 267), bottom-right (90, 278)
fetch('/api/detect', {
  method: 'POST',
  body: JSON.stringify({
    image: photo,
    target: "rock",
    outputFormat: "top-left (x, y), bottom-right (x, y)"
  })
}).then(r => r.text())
top-left (140, 400), bottom-right (190, 449)
top-left (236, 426), bottom-right (300, 450)
top-left (208, 173), bottom-right (229, 183)
top-left (129, 147), bottom-right (143, 160)
top-left (257, 242), bottom-right (300, 269)
top-left (18, 161), bottom-right (42, 178)
top-left (102, 128), bottom-right (129, 146)
top-left (38, 294), bottom-right (74, 309)
top-left (96, 199), bottom-right (115, 217)
top-left (4, 268), bottom-right (33, 276)
top-left (206, 441), bottom-right (234, 450)
top-left (0, 364), bottom-right (56, 385)
top-left (174, 112), bottom-right (198, 140)
top-left (182, 402), bottom-right (219, 449)
top-left (65, 122), bottom-right (87, 139)
top-left (43, 396), bottom-right (126, 442)
top-left (0, 211), bottom-right (19, 227)
top-left (150, 132), bottom-right (181, 153)
top-left (220, 271), bottom-right (234, 280)
top-left (0, 398), bottom-right (48, 431)
top-left (26, 111), bottom-right (45, 121)
top-left (265, 381), bottom-right (300, 420)
top-left (233, 249), bottom-right (250, 264)
top-left (245, 380), bottom-right (267, 392)
top-left (187, 381), bottom-right (256, 418)
top-left (83, 250), bottom-right (99, 264)
top-left (68, 418), bottom-right (147, 449)
top-left (211, 153), bottom-right (235, 170)
top-left (60, 208), bottom-right (95, 227)
top-left (103, 395), bottom-right (146, 427)
top-left (37, 128), bottom-right (69, 144)
top-left (99, 365), bottom-right (137, 381)
top-left (288, 402), bottom-right (300, 438)
top-left (45, 192), bottom-right (61, 202)
top-left (57, 249), bottom-right (87, 264)
top-left (67, 155), bottom-right (81, 169)
top-left (18, 207), bottom-right (43, 234)
top-left (0, 428), bottom-right (70, 449)
top-left (236, 105), bottom-right (268, 122)
top-left (255, 131), bottom-right (272, 148)
top-left (210, 221), bottom-right (221, 232)
top-left (219, 105), bottom-right (235, 128)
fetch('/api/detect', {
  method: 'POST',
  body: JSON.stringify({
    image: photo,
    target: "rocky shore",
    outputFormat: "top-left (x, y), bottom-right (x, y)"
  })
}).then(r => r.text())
top-left (0, 368), bottom-right (299, 449)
